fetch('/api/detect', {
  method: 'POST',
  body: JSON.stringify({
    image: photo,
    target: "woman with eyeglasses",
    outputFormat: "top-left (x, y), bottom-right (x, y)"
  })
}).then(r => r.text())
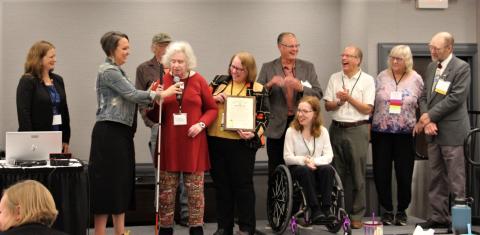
top-left (283, 96), bottom-right (336, 224)
top-left (207, 52), bottom-right (269, 235)
top-left (371, 45), bottom-right (423, 226)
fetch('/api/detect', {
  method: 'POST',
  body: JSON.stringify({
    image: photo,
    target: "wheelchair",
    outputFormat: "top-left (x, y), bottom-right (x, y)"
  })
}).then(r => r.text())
top-left (267, 164), bottom-right (352, 235)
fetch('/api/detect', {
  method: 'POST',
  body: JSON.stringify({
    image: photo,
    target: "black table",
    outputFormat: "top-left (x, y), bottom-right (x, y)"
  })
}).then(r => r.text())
top-left (0, 160), bottom-right (88, 235)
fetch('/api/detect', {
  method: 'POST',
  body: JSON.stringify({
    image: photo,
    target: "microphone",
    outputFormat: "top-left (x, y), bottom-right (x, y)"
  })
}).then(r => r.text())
top-left (173, 76), bottom-right (183, 102)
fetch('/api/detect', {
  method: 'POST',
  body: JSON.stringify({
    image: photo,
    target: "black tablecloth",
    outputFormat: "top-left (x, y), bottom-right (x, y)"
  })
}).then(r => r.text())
top-left (0, 163), bottom-right (88, 235)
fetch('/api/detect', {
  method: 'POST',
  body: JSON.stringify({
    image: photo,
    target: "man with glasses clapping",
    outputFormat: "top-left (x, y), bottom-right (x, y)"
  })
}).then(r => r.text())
top-left (323, 45), bottom-right (375, 229)
top-left (257, 32), bottom-right (323, 186)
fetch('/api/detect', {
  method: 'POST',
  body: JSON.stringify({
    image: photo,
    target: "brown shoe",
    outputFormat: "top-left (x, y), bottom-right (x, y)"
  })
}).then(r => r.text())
top-left (351, 220), bottom-right (363, 229)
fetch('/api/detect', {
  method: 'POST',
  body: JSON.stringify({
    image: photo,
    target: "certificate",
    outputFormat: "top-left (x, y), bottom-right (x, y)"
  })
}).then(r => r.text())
top-left (224, 96), bottom-right (256, 131)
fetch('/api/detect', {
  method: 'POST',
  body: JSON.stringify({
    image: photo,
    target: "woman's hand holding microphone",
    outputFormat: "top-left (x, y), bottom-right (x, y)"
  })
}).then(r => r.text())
top-left (151, 81), bottom-right (183, 102)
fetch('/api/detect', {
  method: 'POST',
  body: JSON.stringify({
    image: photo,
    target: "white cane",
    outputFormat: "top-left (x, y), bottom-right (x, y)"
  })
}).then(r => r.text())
top-left (155, 94), bottom-right (163, 235)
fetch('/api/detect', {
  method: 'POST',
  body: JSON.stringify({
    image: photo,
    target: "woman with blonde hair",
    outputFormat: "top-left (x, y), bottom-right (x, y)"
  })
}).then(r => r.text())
top-left (283, 96), bottom-right (336, 224)
top-left (371, 45), bottom-right (423, 225)
top-left (0, 180), bottom-right (67, 234)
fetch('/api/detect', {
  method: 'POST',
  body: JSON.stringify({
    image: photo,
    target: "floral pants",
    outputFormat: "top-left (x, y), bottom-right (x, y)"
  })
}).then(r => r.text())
top-left (158, 171), bottom-right (204, 227)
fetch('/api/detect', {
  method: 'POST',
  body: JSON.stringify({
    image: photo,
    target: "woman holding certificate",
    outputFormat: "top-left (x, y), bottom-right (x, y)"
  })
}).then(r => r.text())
top-left (207, 52), bottom-right (269, 235)
top-left (157, 41), bottom-right (217, 235)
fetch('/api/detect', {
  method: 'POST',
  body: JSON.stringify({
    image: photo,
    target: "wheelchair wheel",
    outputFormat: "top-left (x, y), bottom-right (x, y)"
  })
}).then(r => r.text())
top-left (326, 208), bottom-right (351, 234)
top-left (267, 165), bottom-right (293, 234)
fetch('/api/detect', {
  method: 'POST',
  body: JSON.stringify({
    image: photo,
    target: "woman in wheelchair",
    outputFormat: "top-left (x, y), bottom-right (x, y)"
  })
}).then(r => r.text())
top-left (283, 96), bottom-right (336, 224)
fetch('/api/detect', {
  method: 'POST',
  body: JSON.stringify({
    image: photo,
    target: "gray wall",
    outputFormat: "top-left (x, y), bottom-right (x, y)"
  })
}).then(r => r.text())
top-left (1, 0), bottom-right (477, 164)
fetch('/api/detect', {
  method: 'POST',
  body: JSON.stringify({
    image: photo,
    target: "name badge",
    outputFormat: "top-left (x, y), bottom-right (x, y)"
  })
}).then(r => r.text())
top-left (389, 91), bottom-right (402, 114)
top-left (434, 79), bottom-right (451, 95)
top-left (173, 113), bottom-right (187, 126)
top-left (52, 114), bottom-right (62, 125)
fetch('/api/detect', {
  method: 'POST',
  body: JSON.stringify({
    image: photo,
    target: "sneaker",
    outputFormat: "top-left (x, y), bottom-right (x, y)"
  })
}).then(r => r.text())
top-left (395, 211), bottom-right (407, 226)
top-left (381, 212), bottom-right (394, 225)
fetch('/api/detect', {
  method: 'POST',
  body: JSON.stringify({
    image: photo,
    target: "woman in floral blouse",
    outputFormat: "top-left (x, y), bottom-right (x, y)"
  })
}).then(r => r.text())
top-left (371, 45), bottom-right (424, 226)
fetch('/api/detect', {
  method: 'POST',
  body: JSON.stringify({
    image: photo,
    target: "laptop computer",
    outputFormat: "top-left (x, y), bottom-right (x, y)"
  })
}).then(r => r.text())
top-left (5, 131), bottom-right (62, 166)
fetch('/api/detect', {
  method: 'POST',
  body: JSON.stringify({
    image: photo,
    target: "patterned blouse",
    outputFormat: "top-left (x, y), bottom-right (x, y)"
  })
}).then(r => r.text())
top-left (372, 70), bottom-right (424, 134)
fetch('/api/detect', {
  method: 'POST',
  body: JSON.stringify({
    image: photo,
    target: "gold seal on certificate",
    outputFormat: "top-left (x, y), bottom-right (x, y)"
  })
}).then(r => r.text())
top-left (224, 96), bottom-right (256, 131)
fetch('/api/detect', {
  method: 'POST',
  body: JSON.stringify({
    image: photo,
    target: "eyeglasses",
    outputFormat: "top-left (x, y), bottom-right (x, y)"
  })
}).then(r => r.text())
top-left (429, 45), bottom-right (446, 52)
top-left (389, 56), bottom-right (404, 62)
top-left (297, 109), bottom-right (314, 114)
top-left (230, 65), bottom-right (245, 72)
top-left (341, 53), bottom-right (358, 58)
top-left (281, 43), bottom-right (300, 49)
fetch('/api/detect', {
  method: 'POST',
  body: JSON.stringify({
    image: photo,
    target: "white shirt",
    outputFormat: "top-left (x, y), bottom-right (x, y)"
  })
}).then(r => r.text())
top-left (437, 53), bottom-right (453, 76)
top-left (323, 69), bottom-right (375, 122)
top-left (283, 126), bottom-right (333, 166)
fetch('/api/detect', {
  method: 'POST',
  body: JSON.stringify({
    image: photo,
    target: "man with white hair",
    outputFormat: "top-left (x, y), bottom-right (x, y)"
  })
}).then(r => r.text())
top-left (414, 32), bottom-right (471, 230)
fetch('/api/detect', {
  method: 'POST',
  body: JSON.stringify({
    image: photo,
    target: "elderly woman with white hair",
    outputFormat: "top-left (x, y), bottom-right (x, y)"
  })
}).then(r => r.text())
top-left (371, 45), bottom-right (424, 226)
top-left (157, 41), bottom-right (217, 235)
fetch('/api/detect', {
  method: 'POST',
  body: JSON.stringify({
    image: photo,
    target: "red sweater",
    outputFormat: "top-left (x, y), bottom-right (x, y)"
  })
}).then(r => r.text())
top-left (158, 73), bottom-right (217, 172)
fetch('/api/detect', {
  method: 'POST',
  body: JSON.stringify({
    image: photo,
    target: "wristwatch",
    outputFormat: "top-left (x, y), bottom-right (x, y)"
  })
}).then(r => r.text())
top-left (198, 122), bottom-right (206, 129)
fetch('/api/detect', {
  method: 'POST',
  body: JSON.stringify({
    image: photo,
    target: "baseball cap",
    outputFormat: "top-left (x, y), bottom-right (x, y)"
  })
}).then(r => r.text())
top-left (152, 33), bottom-right (172, 44)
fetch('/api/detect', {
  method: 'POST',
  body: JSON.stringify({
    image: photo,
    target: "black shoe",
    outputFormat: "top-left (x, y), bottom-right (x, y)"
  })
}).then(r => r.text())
top-left (311, 208), bottom-right (326, 224)
top-left (213, 229), bottom-right (224, 235)
top-left (416, 219), bottom-right (449, 229)
top-left (158, 227), bottom-right (173, 235)
top-left (189, 226), bottom-right (204, 235)
top-left (322, 207), bottom-right (336, 220)
top-left (381, 212), bottom-right (394, 225)
top-left (394, 211), bottom-right (407, 226)
top-left (214, 228), bottom-right (234, 235)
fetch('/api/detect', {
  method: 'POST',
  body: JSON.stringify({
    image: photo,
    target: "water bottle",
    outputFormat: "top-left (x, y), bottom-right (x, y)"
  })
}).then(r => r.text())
top-left (451, 198), bottom-right (471, 235)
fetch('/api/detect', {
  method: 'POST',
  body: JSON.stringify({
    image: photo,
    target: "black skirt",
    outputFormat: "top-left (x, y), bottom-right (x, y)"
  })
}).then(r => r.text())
top-left (89, 121), bottom-right (135, 214)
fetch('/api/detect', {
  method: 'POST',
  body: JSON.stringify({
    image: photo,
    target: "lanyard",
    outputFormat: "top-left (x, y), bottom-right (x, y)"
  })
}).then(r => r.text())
top-left (391, 70), bottom-right (406, 91)
top-left (302, 135), bottom-right (316, 157)
top-left (229, 81), bottom-right (247, 96)
top-left (341, 71), bottom-right (361, 95)
top-left (177, 71), bottom-right (190, 113)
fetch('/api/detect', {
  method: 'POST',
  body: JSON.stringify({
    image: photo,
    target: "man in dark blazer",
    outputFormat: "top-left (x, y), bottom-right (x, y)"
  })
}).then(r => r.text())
top-left (414, 32), bottom-right (471, 230)
top-left (257, 32), bottom-right (323, 183)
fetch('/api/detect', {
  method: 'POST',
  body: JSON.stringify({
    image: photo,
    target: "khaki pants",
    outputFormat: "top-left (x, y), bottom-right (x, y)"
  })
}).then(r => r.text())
top-left (329, 124), bottom-right (369, 220)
